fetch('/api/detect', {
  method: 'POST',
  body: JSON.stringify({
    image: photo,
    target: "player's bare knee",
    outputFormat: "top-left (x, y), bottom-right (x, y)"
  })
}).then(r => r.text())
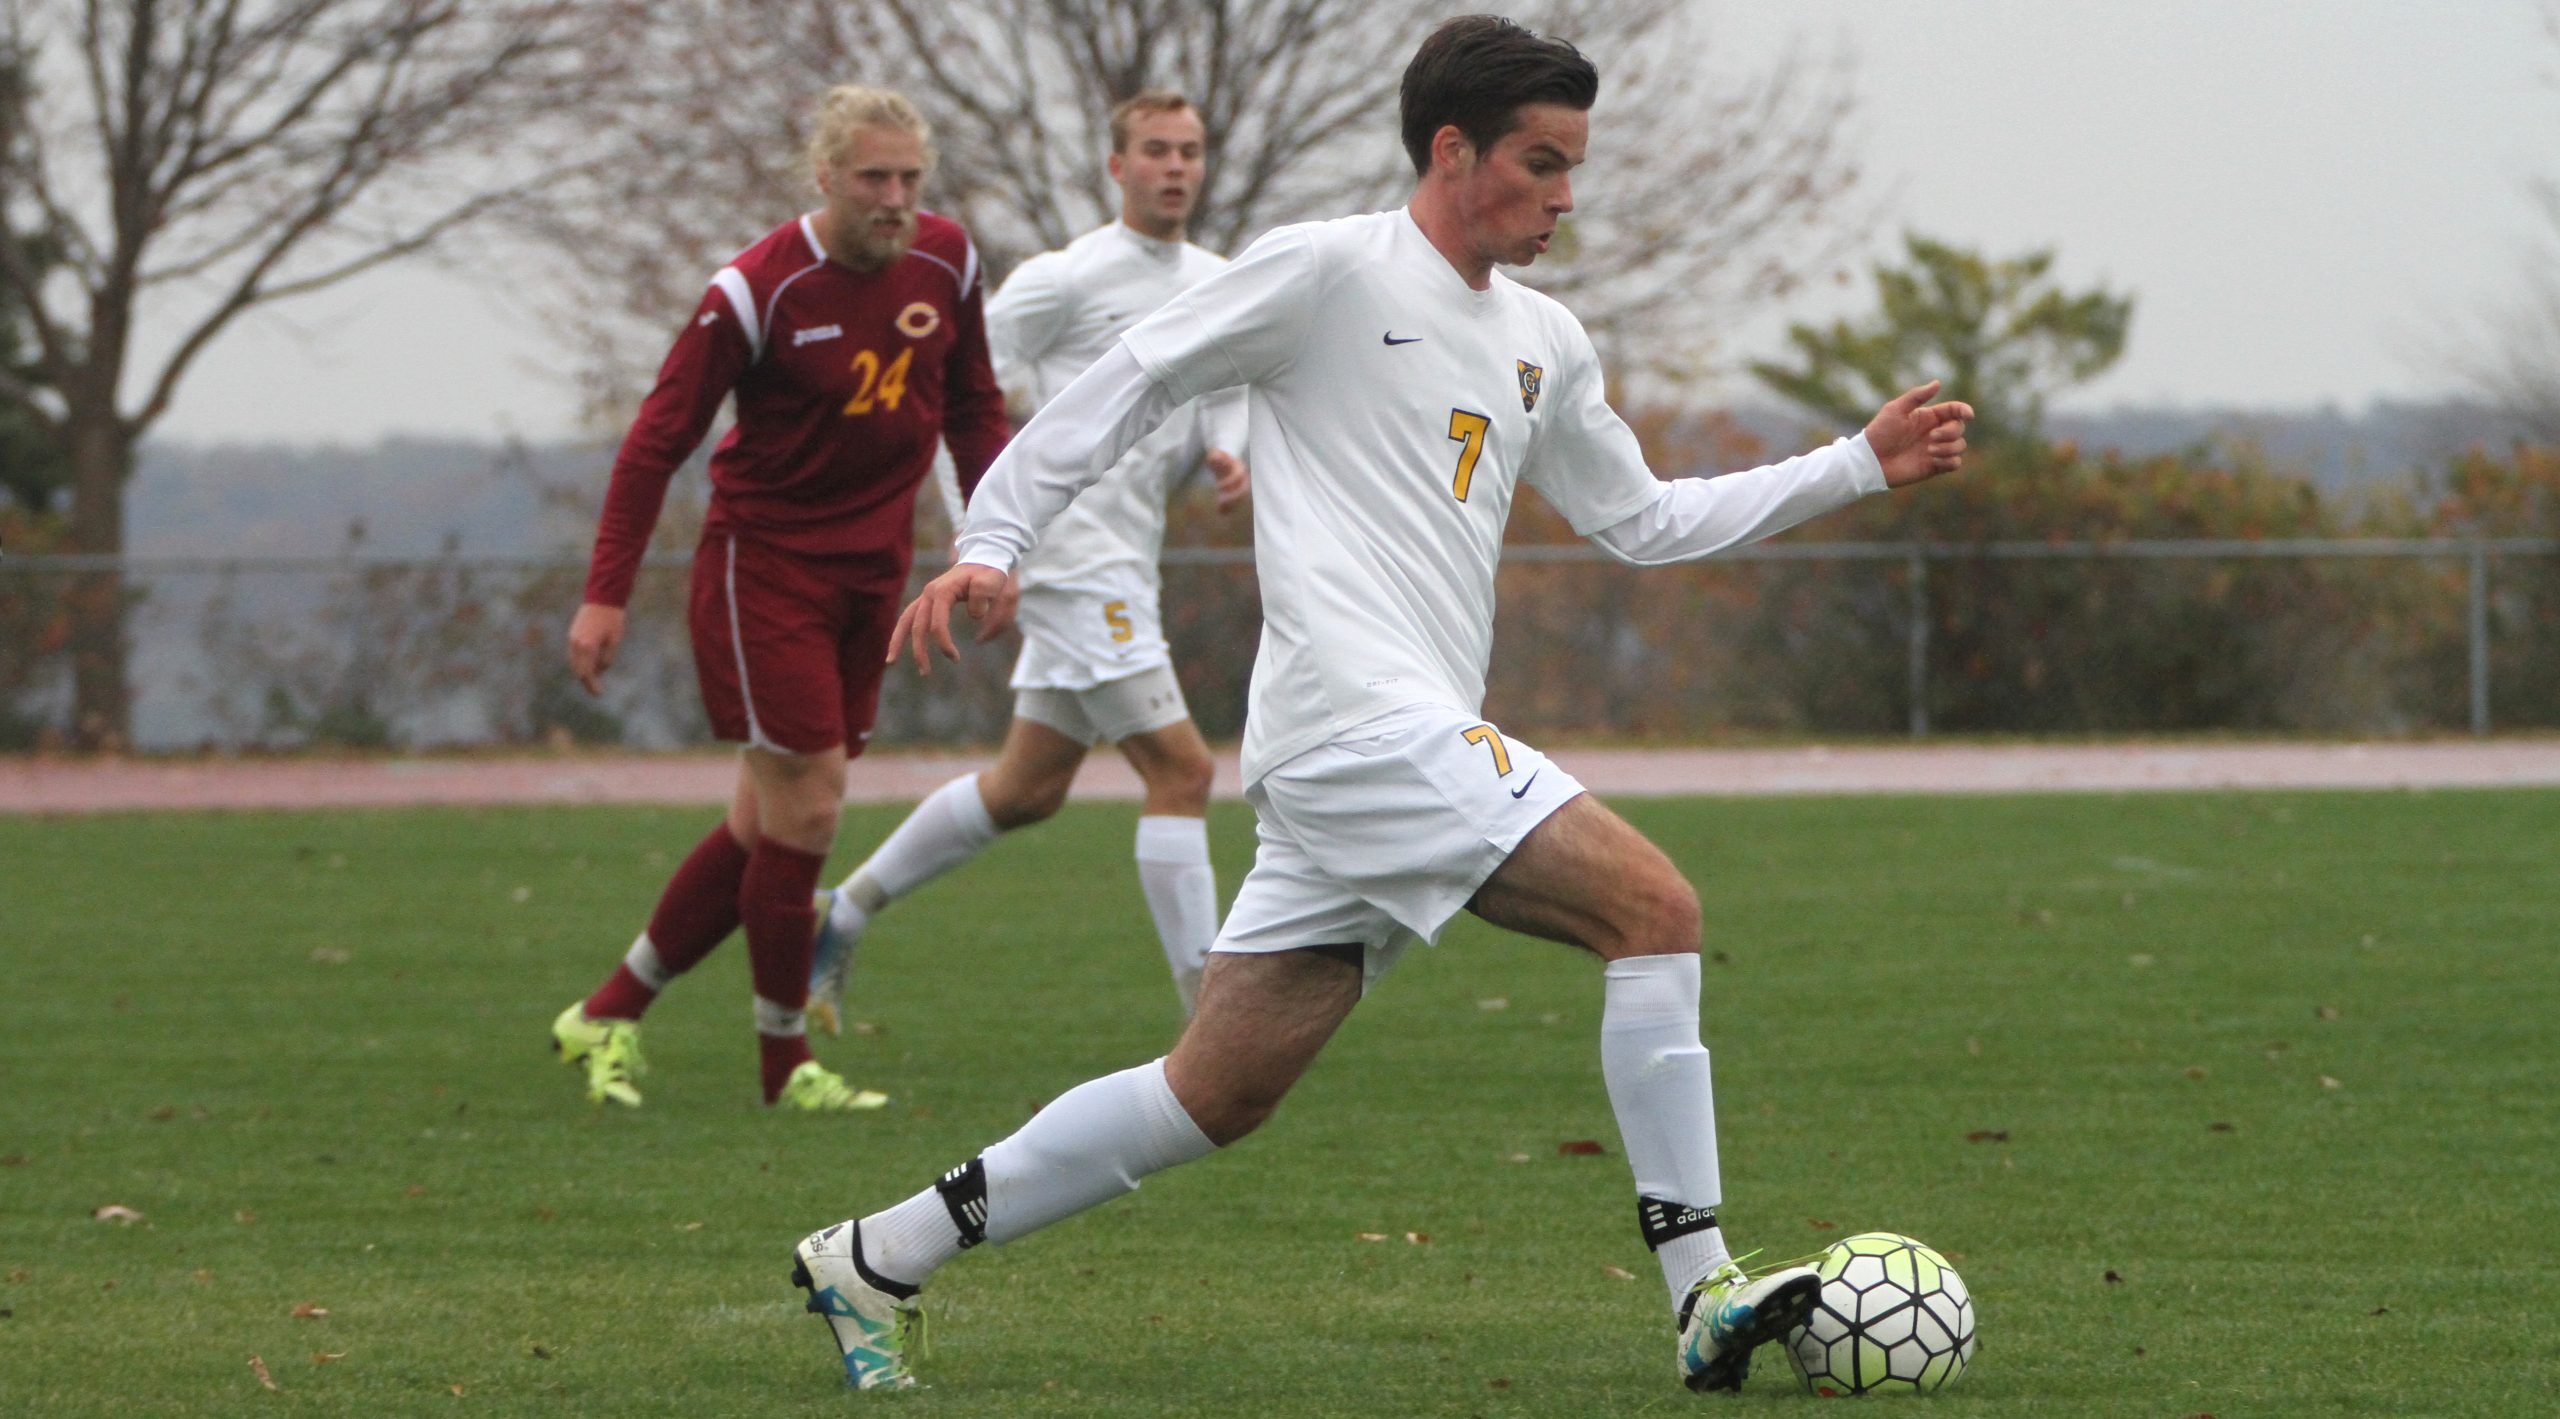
top-left (1149, 751), bottom-right (1214, 816)
top-left (1607, 870), bottom-right (1699, 959)
top-left (987, 775), bottom-right (1069, 829)
top-left (1189, 1081), bottom-right (1286, 1146)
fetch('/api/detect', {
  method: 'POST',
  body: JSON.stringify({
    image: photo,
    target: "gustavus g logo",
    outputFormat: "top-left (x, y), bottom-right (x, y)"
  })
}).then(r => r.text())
top-left (1516, 359), bottom-right (1544, 413)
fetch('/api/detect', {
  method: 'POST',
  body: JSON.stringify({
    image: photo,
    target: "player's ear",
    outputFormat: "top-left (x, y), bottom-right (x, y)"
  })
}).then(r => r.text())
top-left (1431, 123), bottom-right (1475, 178)
top-left (1107, 149), bottom-right (1125, 184)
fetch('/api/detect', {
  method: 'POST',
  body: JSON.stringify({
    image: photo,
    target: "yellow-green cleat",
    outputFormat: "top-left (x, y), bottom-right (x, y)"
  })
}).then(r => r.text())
top-left (551, 1002), bottom-right (646, 1107)
top-left (775, 1059), bottom-right (888, 1113)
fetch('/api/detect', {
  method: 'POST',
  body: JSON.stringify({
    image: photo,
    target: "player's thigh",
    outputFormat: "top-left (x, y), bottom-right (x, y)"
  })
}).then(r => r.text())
top-left (977, 712), bottom-right (1091, 826)
top-left (832, 581), bottom-right (906, 760)
top-left (1466, 792), bottom-right (1699, 961)
top-left (689, 533), bottom-right (854, 754)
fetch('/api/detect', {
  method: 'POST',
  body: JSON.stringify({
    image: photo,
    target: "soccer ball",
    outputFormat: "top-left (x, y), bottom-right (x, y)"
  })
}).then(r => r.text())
top-left (1781, 1231), bottom-right (1976, 1395)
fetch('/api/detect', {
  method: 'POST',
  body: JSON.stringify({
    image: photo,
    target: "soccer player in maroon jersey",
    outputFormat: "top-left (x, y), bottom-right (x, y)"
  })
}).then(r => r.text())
top-left (548, 87), bottom-right (1009, 1112)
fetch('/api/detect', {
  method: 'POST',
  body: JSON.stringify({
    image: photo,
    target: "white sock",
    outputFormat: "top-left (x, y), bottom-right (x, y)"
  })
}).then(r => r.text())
top-left (622, 933), bottom-right (671, 991)
top-left (830, 773), bottom-right (1000, 937)
top-left (858, 1058), bottom-right (1214, 1287)
top-left (1134, 816), bottom-right (1217, 1015)
top-left (1602, 953), bottom-right (1731, 1309)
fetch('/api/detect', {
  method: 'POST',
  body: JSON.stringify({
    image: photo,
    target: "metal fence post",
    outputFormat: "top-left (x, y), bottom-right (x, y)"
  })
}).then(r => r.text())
top-left (2468, 541), bottom-right (2490, 737)
top-left (1907, 545), bottom-right (1930, 739)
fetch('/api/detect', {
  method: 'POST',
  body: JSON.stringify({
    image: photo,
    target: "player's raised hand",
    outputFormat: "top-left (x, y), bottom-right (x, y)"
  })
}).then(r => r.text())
top-left (888, 562), bottom-right (1016, 674)
top-left (1863, 380), bottom-right (1975, 488)
top-left (1206, 448), bottom-right (1251, 514)
top-left (567, 603), bottom-right (627, 696)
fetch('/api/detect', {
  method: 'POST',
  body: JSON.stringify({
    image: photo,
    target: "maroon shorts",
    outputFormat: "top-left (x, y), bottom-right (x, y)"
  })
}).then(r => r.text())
top-left (688, 531), bottom-right (902, 757)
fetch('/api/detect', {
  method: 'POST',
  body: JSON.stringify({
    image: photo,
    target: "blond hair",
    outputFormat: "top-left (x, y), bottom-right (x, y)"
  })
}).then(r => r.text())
top-left (1108, 89), bottom-right (1196, 153)
top-left (807, 86), bottom-right (934, 180)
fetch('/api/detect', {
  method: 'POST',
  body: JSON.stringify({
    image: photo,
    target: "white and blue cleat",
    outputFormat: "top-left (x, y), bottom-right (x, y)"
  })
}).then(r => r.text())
top-left (807, 889), bottom-right (859, 1037)
top-left (792, 1220), bottom-right (922, 1390)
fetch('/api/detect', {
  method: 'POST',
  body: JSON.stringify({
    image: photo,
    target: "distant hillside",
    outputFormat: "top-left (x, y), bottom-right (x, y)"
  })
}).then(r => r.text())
top-left (128, 435), bottom-right (620, 558)
top-left (123, 400), bottom-right (2539, 558)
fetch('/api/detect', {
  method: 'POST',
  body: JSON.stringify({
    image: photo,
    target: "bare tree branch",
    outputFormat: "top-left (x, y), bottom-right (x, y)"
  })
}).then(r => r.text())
top-left (517, 0), bottom-right (1862, 423)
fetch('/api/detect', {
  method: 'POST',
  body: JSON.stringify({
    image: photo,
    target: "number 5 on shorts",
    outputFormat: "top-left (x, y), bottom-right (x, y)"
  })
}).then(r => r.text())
top-left (1103, 600), bottom-right (1134, 643)
top-left (1461, 723), bottom-right (1512, 776)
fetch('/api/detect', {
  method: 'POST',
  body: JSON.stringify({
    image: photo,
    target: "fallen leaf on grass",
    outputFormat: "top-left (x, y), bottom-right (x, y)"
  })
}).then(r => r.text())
top-left (1556, 1140), bottom-right (1606, 1157)
top-left (403, 1185), bottom-right (427, 1198)
top-left (2127, 953), bottom-right (2156, 968)
top-left (249, 1355), bottom-right (278, 1391)
top-left (309, 948), bottom-right (350, 965)
top-left (192, 1269), bottom-right (213, 1283)
top-left (2182, 1412), bottom-right (2218, 1419)
top-left (2208, 1122), bottom-right (2235, 1133)
top-left (1404, 1232), bottom-right (1429, 1245)
top-left (531, 1345), bottom-right (552, 1359)
top-left (2314, 1004), bottom-right (2342, 1020)
top-left (149, 1105), bottom-right (177, 1122)
top-left (1964, 1130), bottom-right (2009, 1144)
top-left (0, 1154), bottom-right (24, 1167)
top-left (2104, 1270), bottom-right (2124, 1284)
top-left (675, 1220), bottom-right (705, 1232)
top-left (8, 1268), bottom-right (27, 1282)
top-left (235, 1209), bottom-right (259, 1225)
top-left (451, 1382), bottom-right (467, 1396)
top-left (1476, 997), bottom-right (1508, 1011)
top-left (1601, 1265), bottom-right (1637, 1281)
top-left (2183, 1065), bottom-right (2209, 1081)
top-left (1356, 1232), bottom-right (1388, 1243)
top-left (1488, 1378), bottom-right (1512, 1390)
top-left (1807, 1218), bottom-right (1836, 1231)
top-left (311, 1352), bottom-right (346, 1366)
top-left (290, 1302), bottom-right (328, 1320)
top-left (91, 1204), bottom-right (144, 1224)
top-left (2320, 1076), bottom-right (2343, 1091)
top-left (851, 1020), bottom-right (881, 1036)
top-left (2369, 1306), bottom-right (2390, 1316)
top-left (1504, 1153), bottom-right (1531, 1164)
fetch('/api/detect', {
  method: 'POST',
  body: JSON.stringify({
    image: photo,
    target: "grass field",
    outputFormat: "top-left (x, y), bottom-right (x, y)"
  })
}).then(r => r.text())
top-left (5, 789), bottom-right (2556, 1416)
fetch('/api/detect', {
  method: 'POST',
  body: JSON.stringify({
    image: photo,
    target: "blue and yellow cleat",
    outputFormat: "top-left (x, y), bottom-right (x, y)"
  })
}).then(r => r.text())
top-left (792, 1220), bottom-right (923, 1390)
top-left (808, 889), bottom-right (860, 1037)
top-left (1677, 1260), bottom-right (1822, 1393)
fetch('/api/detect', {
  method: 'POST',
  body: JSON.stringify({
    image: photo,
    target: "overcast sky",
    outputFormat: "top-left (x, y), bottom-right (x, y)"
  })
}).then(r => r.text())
top-left (142, 0), bottom-right (2560, 444)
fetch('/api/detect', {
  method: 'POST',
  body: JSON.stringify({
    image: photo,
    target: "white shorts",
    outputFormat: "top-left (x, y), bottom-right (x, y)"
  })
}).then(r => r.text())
top-left (1009, 581), bottom-right (1170, 692)
top-left (1213, 704), bottom-right (1586, 989)
top-left (1015, 662), bottom-right (1192, 746)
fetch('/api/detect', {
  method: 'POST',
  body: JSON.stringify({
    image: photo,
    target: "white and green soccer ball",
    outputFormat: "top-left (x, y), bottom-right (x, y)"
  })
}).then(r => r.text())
top-left (1782, 1231), bottom-right (1976, 1396)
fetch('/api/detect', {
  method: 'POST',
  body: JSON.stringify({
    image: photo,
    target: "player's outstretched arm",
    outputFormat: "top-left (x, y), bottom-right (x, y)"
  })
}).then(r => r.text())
top-left (1862, 380), bottom-right (1974, 487)
top-left (887, 563), bottom-right (1016, 673)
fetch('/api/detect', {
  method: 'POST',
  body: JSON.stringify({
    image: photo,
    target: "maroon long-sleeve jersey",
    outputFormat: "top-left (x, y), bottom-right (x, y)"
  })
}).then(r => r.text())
top-left (582, 212), bottom-right (1011, 607)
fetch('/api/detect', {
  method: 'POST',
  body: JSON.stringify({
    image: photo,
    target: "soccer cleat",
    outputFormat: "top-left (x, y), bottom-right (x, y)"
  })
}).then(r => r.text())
top-left (775, 1059), bottom-right (889, 1113)
top-left (807, 889), bottom-right (860, 1037)
top-left (792, 1221), bottom-right (923, 1390)
top-left (1677, 1260), bottom-right (1822, 1393)
top-left (551, 1002), bottom-right (645, 1107)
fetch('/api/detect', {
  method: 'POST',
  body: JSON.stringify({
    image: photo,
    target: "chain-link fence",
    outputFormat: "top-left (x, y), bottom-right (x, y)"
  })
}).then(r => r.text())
top-left (3, 538), bottom-right (2555, 752)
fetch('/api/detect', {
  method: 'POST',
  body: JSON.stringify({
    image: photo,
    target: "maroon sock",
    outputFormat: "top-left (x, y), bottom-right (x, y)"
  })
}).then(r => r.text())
top-left (742, 837), bottom-right (827, 1102)
top-left (583, 822), bottom-right (751, 1021)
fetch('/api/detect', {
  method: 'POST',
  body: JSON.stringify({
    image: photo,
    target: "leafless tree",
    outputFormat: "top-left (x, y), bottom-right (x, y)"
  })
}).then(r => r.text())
top-left (0, 0), bottom-right (609, 747)
top-left (520, 0), bottom-right (1864, 429)
top-left (2458, 4), bottom-right (2560, 441)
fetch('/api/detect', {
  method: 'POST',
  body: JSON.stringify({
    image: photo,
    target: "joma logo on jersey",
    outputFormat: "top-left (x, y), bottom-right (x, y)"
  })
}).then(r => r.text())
top-left (896, 301), bottom-right (941, 339)
top-left (792, 323), bottom-right (845, 347)
top-left (1516, 359), bottom-right (1543, 413)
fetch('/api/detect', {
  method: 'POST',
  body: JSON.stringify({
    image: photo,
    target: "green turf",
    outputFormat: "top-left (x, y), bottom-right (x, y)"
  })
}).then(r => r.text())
top-left (3, 790), bottom-right (2555, 1416)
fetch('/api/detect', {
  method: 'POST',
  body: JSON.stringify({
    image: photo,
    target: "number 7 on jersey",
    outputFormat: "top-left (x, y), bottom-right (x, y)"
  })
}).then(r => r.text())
top-left (1447, 409), bottom-right (1490, 502)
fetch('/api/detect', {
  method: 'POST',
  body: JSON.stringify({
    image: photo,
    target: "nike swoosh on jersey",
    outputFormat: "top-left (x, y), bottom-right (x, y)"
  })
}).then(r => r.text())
top-left (1510, 771), bottom-right (1540, 799)
top-left (1382, 332), bottom-right (1423, 346)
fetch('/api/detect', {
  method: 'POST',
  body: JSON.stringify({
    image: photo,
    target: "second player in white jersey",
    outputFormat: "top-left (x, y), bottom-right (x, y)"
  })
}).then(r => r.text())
top-left (991, 218), bottom-right (1244, 690)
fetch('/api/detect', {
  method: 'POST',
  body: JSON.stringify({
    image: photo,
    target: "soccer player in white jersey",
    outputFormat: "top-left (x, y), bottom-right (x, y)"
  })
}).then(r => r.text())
top-left (806, 91), bottom-right (1248, 1032)
top-left (788, 17), bottom-right (1974, 1395)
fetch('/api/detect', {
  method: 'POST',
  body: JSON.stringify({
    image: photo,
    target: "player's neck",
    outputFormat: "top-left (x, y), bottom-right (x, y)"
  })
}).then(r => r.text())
top-left (1118, 211), bottom-right (1186, 247)
top-left (1406, 186), bottom-right (1493, 290)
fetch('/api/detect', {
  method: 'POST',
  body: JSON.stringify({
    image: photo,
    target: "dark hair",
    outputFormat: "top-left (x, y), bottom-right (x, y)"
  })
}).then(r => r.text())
top-left (1398, 15), bottom-right (1598, 176)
